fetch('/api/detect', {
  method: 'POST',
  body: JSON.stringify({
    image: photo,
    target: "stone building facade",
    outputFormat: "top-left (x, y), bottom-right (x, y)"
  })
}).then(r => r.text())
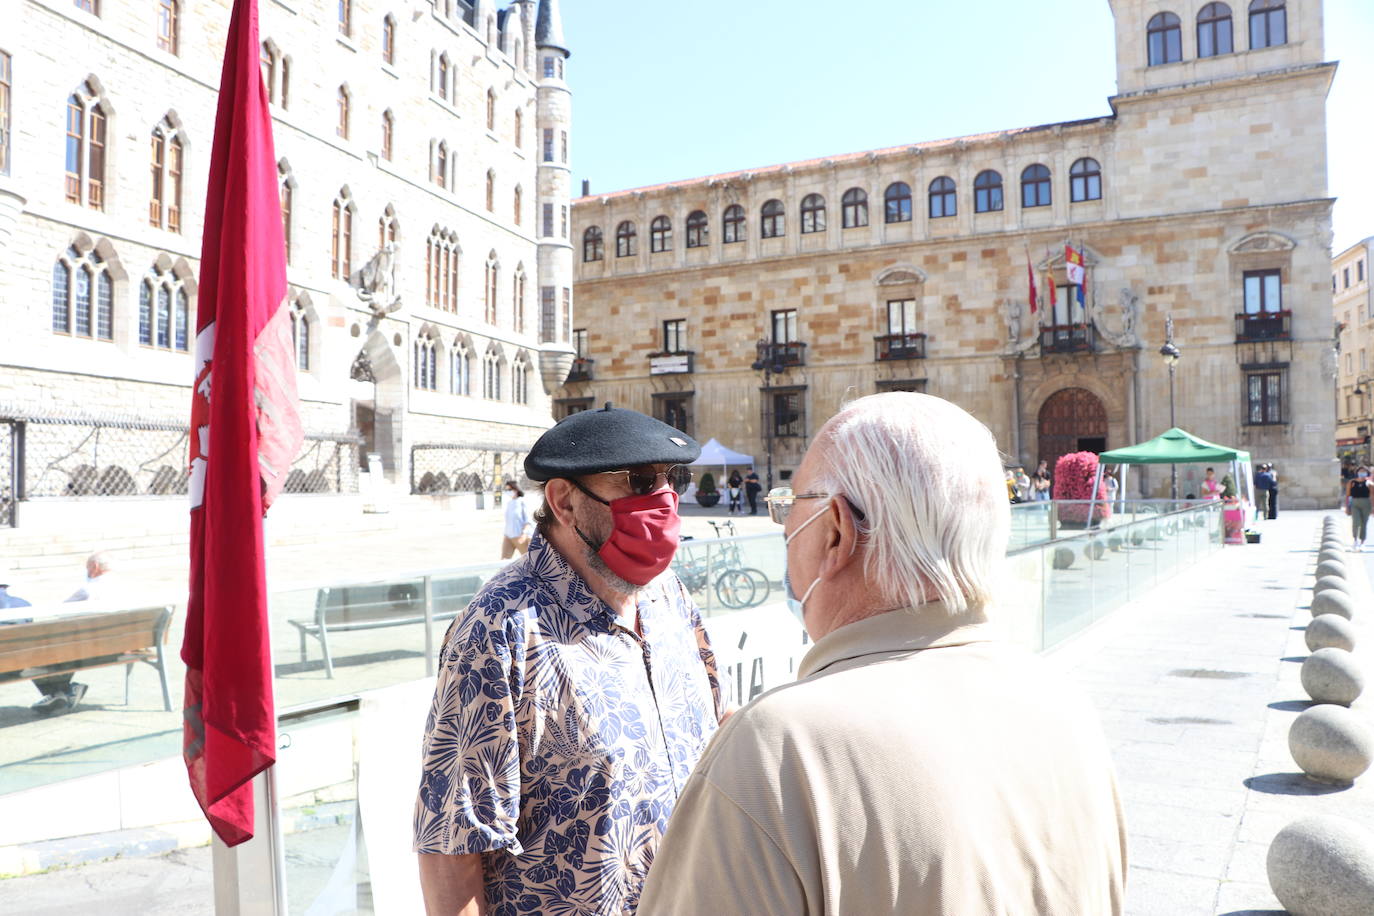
top-left (1334, 237), bottom-right (1374, 461)
top-left (0, 0), bottom-right (575, 524)
top-left (560, 0), bottom-right (1338, 506)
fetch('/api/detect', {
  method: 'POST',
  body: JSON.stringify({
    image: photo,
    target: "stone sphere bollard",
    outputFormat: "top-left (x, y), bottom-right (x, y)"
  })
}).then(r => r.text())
top-left (1315, 575), bottom-right (1352, 597)
top-left (1311, 589), bottom-right (1357, 620)
top-left (1307, 615), bottom-right (1358, 653)
top-left (1052, 546), bottom-right (1074, 570)
top-left (1301, 649), bottom-right (1366, 706)
top-left (1268, 815), bottom-right (1374, 915)
top-left (1321, 543), bottom-right (1346, 558)
top-left (1107, 534), bottom-right (1123, 551)
top-left (1130, 530), bottom-right (1146, 546)
top-left (1084, 540), bottom-right (1105, 561)
top-left (1289, 704), bottom-right (1374, 785)
top-left (1317, 558), bottom-right (1349, 578)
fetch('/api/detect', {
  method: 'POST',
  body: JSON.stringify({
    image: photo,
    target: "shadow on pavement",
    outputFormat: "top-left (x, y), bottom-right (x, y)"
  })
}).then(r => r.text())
top-left (1244, 772), bottom-right (1350, 796)
top-left (1279, 656), bottom-right (1307, 663)
top-left (1216, 910), bottom-right (1287, 916)
top-left (1267, 699), bottom-right (1312, 712)
top-left (273, 648), bottom-right (424, 678)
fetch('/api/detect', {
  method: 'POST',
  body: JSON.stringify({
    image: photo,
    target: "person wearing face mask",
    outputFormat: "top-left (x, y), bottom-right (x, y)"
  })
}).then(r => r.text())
top-left (638, 392), bottom-right (1127, 916)
top-left (1345, 466), bottom-right (1372, 551)
top-left (498, 480), bottom-right (534, 559)
top-left (415, 404), bottom-right (727, 916)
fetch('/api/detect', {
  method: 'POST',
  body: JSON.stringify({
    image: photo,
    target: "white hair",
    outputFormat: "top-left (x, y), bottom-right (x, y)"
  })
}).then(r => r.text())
top-left (813, 392), bottom-right (1009, 614)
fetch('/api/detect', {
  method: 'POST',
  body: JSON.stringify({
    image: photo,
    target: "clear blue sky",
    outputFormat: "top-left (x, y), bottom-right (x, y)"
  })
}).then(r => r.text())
top-left (565, 0), bottom-right (1374, 253)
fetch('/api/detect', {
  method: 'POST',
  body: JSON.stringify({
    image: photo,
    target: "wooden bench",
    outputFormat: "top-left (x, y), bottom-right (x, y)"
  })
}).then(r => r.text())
top-left (289, 575), bottom-right (483, 678)
top-left (0, 605), bottom-right (176, 711)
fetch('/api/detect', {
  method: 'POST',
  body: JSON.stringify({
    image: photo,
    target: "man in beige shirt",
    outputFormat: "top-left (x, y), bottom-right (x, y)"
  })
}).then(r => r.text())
top-left (639, 392), bottom-right (1127, 915)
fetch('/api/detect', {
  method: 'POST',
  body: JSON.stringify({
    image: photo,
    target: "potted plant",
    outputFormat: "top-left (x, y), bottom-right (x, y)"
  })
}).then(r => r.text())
top-left (695, 471), bottom-right (720, 508)
top-left (1052, 451), bottom-right (1112, 526)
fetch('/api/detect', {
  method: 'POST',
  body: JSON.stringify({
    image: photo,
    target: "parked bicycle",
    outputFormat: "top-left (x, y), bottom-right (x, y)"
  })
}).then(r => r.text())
top-left (674, 521), bottom-right (772, 609)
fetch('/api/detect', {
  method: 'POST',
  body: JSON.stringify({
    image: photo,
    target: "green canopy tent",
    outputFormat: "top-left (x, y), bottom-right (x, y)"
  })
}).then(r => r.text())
top-left (1091, 427), bottom-right (1255, 518)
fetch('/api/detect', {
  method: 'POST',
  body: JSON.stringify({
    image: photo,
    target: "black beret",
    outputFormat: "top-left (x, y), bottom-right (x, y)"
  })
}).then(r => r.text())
top-left (525, 404), bottom-right (701, 481)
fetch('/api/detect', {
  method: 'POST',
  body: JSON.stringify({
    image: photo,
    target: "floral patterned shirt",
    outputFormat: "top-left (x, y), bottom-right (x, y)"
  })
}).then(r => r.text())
top-left (414, 533), bottom-right (724, 915)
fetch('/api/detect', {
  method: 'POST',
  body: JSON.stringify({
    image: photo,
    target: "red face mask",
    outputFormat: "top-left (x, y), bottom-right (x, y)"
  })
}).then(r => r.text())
top-left (574, 485), bottom-right (682, 585)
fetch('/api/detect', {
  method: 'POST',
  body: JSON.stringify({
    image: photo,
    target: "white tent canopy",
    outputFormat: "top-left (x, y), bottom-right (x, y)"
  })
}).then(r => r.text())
top-left (689, 438), bottom-right (754, 470)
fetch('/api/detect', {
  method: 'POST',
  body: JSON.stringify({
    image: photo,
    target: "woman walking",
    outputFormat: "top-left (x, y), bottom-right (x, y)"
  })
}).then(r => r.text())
top-left (1346, 468), bottom-right (1372, 551)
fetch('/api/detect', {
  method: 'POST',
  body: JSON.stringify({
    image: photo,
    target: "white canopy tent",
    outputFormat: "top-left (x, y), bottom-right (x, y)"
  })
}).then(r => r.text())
top-left (688, 437), bottom-right (755, 484)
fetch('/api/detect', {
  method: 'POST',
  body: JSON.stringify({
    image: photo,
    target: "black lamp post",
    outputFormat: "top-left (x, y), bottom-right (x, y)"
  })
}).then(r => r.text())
top-left (751, 338), bottom-right (787, 491)
top-left (1159, 315), bottom-right (1181, 500)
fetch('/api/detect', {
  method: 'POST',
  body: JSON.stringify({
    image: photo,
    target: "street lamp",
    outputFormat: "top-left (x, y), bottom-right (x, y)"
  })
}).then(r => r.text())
top-left (750, 338), bottom-right (787, 491)
top-left (1159, 315), bottom-right (1181, 500)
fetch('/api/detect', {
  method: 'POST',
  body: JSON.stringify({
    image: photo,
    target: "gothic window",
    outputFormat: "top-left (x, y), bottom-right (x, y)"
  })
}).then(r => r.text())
top-left (437, 53), bottom-right (450, 101)
top-left (514, 108), bottom-right (523, 147)
top-left (281, 56), bottom-right (291, 108)
top-left (138, 268), bottom-right (190, 351)
top-left (486, 170), bottom-right (495, 211)
top-left (1020, 164), bottom-right (1051, 208)
top-left (1249, 0), bottom-right (1286, 48)
top-left (378, 204), bottom-right (398, 248)
top-left (426, 227), bottom-right (459, 311)
top-left (336, 85), bottom-right (350, 139)
top-left (512, 352), bottom-right (530, 405)
top-left (278, 160), bottom-right (295, 263)
top-left (53, 245), bottom-right (114, 341)
top-left (483, 347), bottom-right (503, 399)
top-left (928, 177), bottom-right (956, 219)
top-left (583, 226), bottom-right (604, 262)
top-left (338, 0), bottom-right (351, 36)
top-left (723, 204), bottom-right (746, 243)
top-left (382, 14), bottom-right (396, 64)
top-left (1197, 2), bottom-right (1233, 57)
top-left (841, 188), bottom-right (868, 228)
top-left (800, 194), bottom-right (826, 234)
top-left (0, 51), bottom-right (10, 176)
top-left (513, 185), bottom-right (522, 225)
top-left (413, 330), bottom-right (438, 390)
top-left (157, 0), bottom-right (179, 54)
top-left (513, 266), bottom-right (526, 333)
top-left (685, 210), bottom-right (708, 248)
top-left (974, 170), bottom-right (1003, 213)
top-left (450, 340), bottom-right (471, 395)
top-left (1070, 158), bottom-right (1102, 202)
top-left (434, 141), bottom-right (448, 187)
top-left (149, 118), bottom-right (185, 232)
top-left (616, 221), bottom-right (637, 257)
top-left (1148, 12), bottom-right (1182, 65)
top-left (650, 216), bottom-right (672, 253)
top-left (486, 89), bottom-right (496, 130)
top-left (331, 189), bottom-right (354, 280)
top-left (65, 82), bottom-right (108, 210)
top-left (760, 199), bottom-right (784, 239)
top-left (381, 110), bottom-right (394, 161)
top-left (884, 182), bottom-right (912, 223)
top-left (290, 297), bottom-right (310, 370)
top-left (261, 43), bottom-right (275, 101)
top-left (484, 252), bottom-right (499, 324)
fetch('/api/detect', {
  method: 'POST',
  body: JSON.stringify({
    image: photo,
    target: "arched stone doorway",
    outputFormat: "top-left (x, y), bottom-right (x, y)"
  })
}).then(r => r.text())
top-left (1037, 387), bottom-right (1108, 471)
top-left (350, 330), bottom-right (404, 481)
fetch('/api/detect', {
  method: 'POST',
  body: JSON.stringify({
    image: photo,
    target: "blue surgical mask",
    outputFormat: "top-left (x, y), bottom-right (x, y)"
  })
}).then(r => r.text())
top-left (782, 499), bottom-right (832, 626)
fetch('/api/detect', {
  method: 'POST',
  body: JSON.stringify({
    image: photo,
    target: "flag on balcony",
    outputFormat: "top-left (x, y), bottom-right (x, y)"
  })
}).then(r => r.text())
top-left (1065, 244), bottom-right (1087, 305)
top-left (182, 0), bottom-right (302, 848)
top-left (1026, 251), bottom-right (1039, 314)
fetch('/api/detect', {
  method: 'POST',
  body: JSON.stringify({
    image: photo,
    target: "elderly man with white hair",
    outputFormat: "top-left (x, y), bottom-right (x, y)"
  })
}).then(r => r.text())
top-left (638, 393), bottom-right (1127, 915)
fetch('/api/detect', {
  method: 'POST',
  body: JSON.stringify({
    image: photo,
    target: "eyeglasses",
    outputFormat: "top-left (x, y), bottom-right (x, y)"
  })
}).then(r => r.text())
top-left (763, 487), bottom-right (831, 525)
top-left (594, 464), bottom-right (691, 496)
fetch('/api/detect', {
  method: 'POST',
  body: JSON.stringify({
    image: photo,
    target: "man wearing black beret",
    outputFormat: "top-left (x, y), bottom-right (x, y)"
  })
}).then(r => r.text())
top-left (415, 404), bottom-right (727, 916)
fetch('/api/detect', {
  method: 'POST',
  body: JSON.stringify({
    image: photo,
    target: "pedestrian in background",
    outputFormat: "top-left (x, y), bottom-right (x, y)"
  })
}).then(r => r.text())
top-left (1346, 466), bottom-right (1372, 552)
top-left (1201, 467), bottom-right (1222, 500)
top-left (499, 480), bottom-right (534, 559)
top-left (727, 470), bottom-right (743, 515)
top-left (1263, 463), bottom-right (1280, 519)
top-left (744, 467), bottom-right (762, 515)
top-left (1032, 459), bottom-right (1052, 501)
top-left (1253, 464), bottom-right (1270, 518)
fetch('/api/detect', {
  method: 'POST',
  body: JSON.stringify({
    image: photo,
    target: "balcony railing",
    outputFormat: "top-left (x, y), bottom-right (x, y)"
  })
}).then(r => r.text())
top-left (874, 332), bottom-right (927, 361)
top-left (758, 341), bottom-right (807, 368)
top-left (1235, 310), bottom-right (1291, 342)
top-left (565, 357), bottom-right (594, 383)
top-left (1040, 323), bottom-right (1094, 354)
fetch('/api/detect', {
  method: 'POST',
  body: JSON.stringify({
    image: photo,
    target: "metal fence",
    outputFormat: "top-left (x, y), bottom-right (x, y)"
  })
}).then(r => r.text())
top-left (409, 443), bottom-right (530, 495)
top-left (0, 414), bottom-right (359, 524)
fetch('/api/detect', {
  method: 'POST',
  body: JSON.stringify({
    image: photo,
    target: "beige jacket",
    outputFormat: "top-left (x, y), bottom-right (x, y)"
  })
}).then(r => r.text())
top-left (638, 605), bottom-right (1127, 915)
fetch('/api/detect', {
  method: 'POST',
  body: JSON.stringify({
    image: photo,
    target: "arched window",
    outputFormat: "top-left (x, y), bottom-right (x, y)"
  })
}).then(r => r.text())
top-left (65, 81), bottom-right (108, 210)
top-left (331, 188), bottom-right (354, 280)
top-left (157, 0), bottom-right (179, 54)
top-left (381, 110), bottom-right (394, 161)
top-left (1148, 12), bottom-right (1182, 65)
top-left (281, 56), bottom-right (291, 108)
top-left (436, 53), bottom-right (450, 101)
top-left (485, 169), bottom-right (495, 211)
top-left (1070, 157), bottom-right (1102, 202)
top-left (1249, 0), bottom-right (1286, 49)
top-left (973, 170), bottom-right (1003, 213)
top-left (381, 14), bottom-right (396, 65)
top-left (149, 117), bottom-right (185, 232)
top-left (927, 177), bottom-right (956, 219)
top-left (583, 226), bottom-right (604, 262)
top-left (138, 268), bottom-right (188, 351)
top-left (261, 42), bottom-right (276, 103)
top-left (685, 210), bottom-right (708, 248)
top-left (800, 194), bottom-right (826, 234)
top-left (512, 185), bottom-right (522, 225)
top-left (377, 204), bottom-right (398, 248)
top-left (760, 199), bottom-right (784, 239)
top-left (450, 339), bottom-right (471, 396)
top-left (290, 297), bottom-right (310, 370)
top-left (615, 220), bottom-right (636, 257)
top-left (278, 159), bottom-right (294, 263)
top-left (512, 352), bottom-right (530, 405)
top-left (484, 252), bottom-right (499, 324)
top-left (841, 188), bottom-right (868, 228)
top-left (426, 226), bottom-right (459, 311)
top-left (650, 215), bottom-right (672, 253)
top-left (486, 89), bottom-right (496, 130)
top-left (413, 330), bottom-right (438, 390)
top-left (722, 204), bottom-right (745, 243)
top-left (513, 266), bottom-right (526, 333)
top-left (336, 85), bottom-right (350, 139)
top-left (483, 347), bottom-right (503, 400)
top-left (884, 182), bottom-right (912, 223)
top-left (433, 141), bottom-right (448, 188)
top-left (1197, 2), bottom-right (1233, 57)
top-left (53, 245), bottom-right (114, 341)
top-left (513, 108), bottom-right (523, 148)
top-left (1020, 164), bottom-right (1051, 209)
top-left (338, 0), bottom-right (351, 35)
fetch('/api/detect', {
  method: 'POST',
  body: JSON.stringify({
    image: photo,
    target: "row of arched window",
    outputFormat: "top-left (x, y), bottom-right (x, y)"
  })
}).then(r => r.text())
top-left (413, 331), bottom-right (531, 404)
top-left (1147, 1), bottom-right (1286, 66)
top-left (582, 159), bottom-right (1103, 261)
top-left (50, 241), bottom-right (195, 354)
top-left (70, 0), bottom-right (180, 56)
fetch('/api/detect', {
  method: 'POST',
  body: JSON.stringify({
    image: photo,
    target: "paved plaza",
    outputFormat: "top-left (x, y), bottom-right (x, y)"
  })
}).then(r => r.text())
top-left (2, 508), bottom-right (1373, 914)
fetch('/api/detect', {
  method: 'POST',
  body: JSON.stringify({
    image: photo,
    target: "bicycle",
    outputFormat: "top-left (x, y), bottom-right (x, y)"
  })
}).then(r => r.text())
top-left (673, 521), bottom-right (772, 609)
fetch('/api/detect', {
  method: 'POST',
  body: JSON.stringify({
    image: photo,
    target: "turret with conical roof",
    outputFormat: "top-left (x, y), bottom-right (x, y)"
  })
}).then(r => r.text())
top-left (534, 0), bottom-right (574, 393)
top-left (535, 0), bottom-right (568, 56)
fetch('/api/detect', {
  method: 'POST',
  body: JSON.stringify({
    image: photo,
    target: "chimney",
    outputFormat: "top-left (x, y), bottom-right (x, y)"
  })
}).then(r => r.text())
top-left (581, 179), bottom-right (590, 197)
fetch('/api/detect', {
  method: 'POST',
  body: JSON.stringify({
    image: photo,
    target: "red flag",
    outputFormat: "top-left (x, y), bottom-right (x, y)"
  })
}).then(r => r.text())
top-left (1026, 252), bottom-right (1039, 314)
top-left (182, 0), bottom-right (302, 847)
top-left (1048, 271), bottom-right (1058, 311)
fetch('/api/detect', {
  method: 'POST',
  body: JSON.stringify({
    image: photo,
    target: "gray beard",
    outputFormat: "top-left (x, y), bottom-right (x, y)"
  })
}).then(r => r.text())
top-left (576, 511), bottom-right (644, 596)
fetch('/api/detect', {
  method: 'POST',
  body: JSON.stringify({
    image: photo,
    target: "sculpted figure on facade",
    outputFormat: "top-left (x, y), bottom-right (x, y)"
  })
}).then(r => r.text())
top-left (357, 242), bottom-right (402, 318)
top-left (1094, 288), bottom-right (1142, 349)
top-left (1004, 299), bottom-right (1038, 355)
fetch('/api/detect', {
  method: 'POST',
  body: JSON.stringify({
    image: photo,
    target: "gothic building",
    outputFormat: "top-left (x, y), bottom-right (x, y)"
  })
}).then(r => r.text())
top-left (0, 0), bottom-right (575, 525)
top-left (561, 0), bottom-right (1337, 505)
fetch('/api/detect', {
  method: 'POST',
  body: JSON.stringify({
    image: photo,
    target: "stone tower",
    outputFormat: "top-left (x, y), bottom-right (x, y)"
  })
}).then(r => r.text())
top-left (534, 0), bottom-right (575, 394)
